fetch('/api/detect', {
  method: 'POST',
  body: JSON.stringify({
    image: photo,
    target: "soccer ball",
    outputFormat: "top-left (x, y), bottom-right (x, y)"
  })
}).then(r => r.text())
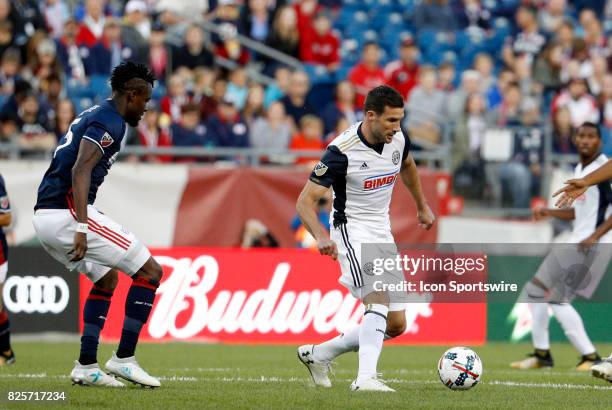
top-left (437, 347), bottom-right (483, 390)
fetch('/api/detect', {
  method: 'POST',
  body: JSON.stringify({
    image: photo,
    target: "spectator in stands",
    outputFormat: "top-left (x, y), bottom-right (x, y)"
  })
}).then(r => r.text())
top-left (552, 106), bottom-right (576, 154)
top-left (533, 41), bottom-right (564, 97)
top-left (455, 0), bottom-right (492, 32)
top-left (452, 92), bottom-right (487, 173)
top-left (299, 9), bottom-right (340, 72)
top-left (0, 20), bottom-right (14, 58)
top-left (437, 61), bottom-right (456, 92)
top-left (0, 111), bottom-right (18, 146)
top-left (320, 80), bottom-right (361, 135)
top-left (0, 48), bottom-right (21, 102)
top-left (206, 98), bottom-right (249, 148)
top-left (156, 0), bottom-right (208, 29)
top-left (147, 22), bottom-right (170, 85)
top-left (23, 37), bottom-right (62, 93)
top-left (172, 23), bottom-right (214, 72)
top-left (241, 219), bottom-right (279, 248)
top-left (76, 0), bottom-right (107, 47)
top-left (1, 78), bottom-right (30, 117)
top-left (264, 5), bottom-right (299, 71)
top-left (212, 0), bottom-right (242, 32)
top-left (473, 53), bottom-right (495, 95)
top-left (243, 83), bottom-right (265, 125)
top-left (293, 0), bottom-right (321, 34)
top-left (225, 67), bottom-right (249, 110)
top-left (214, 22), bottom-right (250, 66)
top-left (40, 73), bottom-right (63, 123)
top-left (488, 81), bottom-right (522, 127)
top-left (561, 39), bottom-right (593, 83)
top-left (405, 65), bottom-right (446, 145)
top-left (447, 69), bottom-right (481, 122)
top-left (171, 102), bottom-right (210, 154)
top-left (11, 0), bottom-right (46, 38)
top-left (348, 42), bottom-right (385, 109)
top-left (133, 100), bottom-right (172, 163)
top-left (264, 65), bottom-right (290, 108)
top-left (552, 77), bottom-right (599, 128)
top-left (56, 18), bottom-right (87, 85)
top-left (121, 0), bottom-right (151, 65)
top-left (201, 76), bottom-right (226, 121)
top-left (384, 37), bottom-right (420, 102)
top-left (238, 0), bottom-right (272, 43)
top-left (249, 100), bottom-right (292, 150)
top-left (414, 0), bottom-right (457, 32)
top-left (554, 19), bottom-right (575, 59)
top-left (579, 9), bottom-right (607, 56)
top-left (192, 67), bottom-right (216, 101)
top-left (502, 5), bottom-right (545, 68)
top-left (600, 74), bottom-right (612, 155)
top-left (281, 70), bottom-right (315, 129)
top-left (161, 73), bottom-right (192, 122)
top-left (15, 92), bottom-right (55, 154)
top-left (85, 18), bottom-right (135, 76)
top-left (538, 0), bottom-right (567, 35)
top-left (587, 54), bottom-right (607, 97)
top-left (53, 98), bottom-right (75, 142)
top-left (290, 114), bottom-right (324, 165)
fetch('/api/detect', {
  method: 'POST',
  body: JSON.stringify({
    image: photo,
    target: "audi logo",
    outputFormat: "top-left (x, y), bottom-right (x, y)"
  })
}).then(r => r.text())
top-left (2, 276), bottom-right (70, 314)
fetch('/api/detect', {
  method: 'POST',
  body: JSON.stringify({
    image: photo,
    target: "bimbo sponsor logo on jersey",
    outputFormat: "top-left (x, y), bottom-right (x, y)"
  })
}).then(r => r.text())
top-left (363, 171), bottom-right (399, 191)
top-left (3, 275), bottom-right (70, 314)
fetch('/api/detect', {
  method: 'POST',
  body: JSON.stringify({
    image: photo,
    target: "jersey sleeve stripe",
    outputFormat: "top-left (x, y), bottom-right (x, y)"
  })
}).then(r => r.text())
top-left (82, 136), bottom-right (105, 154)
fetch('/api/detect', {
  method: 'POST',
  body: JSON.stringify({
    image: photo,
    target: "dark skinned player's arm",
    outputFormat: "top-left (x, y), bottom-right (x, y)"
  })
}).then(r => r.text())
top-left (0, 212), bottom-right (10, 227)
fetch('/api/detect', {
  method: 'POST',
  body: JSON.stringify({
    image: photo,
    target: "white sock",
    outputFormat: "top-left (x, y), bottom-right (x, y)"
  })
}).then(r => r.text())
top-left (550, 304), bottom-right (596, 355)
top-left (530, 303), bottom-right (550, 350)
top-left (313, 326), bottom-right (360, 362)
top-left (357, 304), bottom-right (388, 381)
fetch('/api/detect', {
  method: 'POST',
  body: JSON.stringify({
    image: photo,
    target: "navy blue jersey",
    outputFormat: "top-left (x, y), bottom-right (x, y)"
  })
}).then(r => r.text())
top-left (35, 100), bottom-right (127, 210)
top-left (0, 174), bottom-right (10, 264)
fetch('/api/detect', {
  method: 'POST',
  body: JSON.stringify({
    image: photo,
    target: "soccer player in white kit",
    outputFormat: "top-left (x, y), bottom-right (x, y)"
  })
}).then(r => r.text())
top-left (511, 123), bottom-right (611, 371)
top-left (296, 86), bottom-right (435, 392)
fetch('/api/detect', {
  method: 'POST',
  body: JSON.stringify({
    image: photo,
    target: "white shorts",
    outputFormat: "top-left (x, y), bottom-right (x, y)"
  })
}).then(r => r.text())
top-left (32, 205), bottom-right (151, 283)
top-left (0, 261), bottom-right (7, 283)
top-left (331, 223), bottom-right (406, 312)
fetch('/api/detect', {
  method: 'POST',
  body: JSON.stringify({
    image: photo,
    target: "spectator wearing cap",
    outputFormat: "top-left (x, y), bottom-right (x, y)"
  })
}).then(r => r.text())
top-left (552, 77), bottom-right (599, 128)
top-left (171, 23), bottom-right (214, 71)
top-left (214, 22), bottom-right (250, 66)
top-left (348, 42), bottom-right (385, 109)
top-left (405, 65), bottom-right (446, 145)
top-left (299, 9), bottom-right (340, 72)
top-left (42, 0), bottom-right (70, 39)
top-left (132, 100), bottom-right (173, 163)
top-left (502, 5), bottom-right (545, 68)
top-left (384, 38), bottom-right (420, 101)
top-left (280, 70), bottom-right (316, 129)
top-left (206, 97), bottom-right (249, 148)
top-left (76, 0), bottom-right (107, 47)
top-left (121, 0), bottom-right (151, 65)
top-left (320, 80), bottom-right (361, 135)
top-left (85, 18), bottom-right (137, 76)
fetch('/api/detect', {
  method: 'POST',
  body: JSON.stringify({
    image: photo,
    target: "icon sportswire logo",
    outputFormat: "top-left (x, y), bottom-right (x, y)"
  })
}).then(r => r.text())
top-left (147, 255), bottom-right (432, 339)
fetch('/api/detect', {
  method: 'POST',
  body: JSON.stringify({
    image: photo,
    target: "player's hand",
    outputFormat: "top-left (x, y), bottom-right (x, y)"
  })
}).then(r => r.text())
top-left (553, 178), bottom-right (588, 208)
top-left (317, 237), bottom-right (338, 260)
top-left (532, 207), bottom-right (549, 221)
top-left (69, 232), bottom-right (87, 261)
top-left (578, 234), bottom-right (597, 254)
top-left (417, 205), bottom-right (435, 230)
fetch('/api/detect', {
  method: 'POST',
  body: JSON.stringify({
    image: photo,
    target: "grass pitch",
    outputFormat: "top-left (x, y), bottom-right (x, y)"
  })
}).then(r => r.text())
top-left (0, 342), bottom-right (610, 409)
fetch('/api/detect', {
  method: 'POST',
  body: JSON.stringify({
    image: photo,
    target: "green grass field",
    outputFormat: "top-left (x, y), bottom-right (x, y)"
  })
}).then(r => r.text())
top-left (0, 342), bottom-right (610, 409)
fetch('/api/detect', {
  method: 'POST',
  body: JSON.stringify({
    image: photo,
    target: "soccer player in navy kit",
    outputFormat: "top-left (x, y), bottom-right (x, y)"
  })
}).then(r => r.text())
top-left (0, 173), bottom-right (15, 366)
top-left (32, 62), bottom-right (163, 387)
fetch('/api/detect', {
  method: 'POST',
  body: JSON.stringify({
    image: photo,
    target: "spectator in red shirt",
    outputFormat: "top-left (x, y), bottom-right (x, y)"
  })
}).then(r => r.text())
top-left (300, 10), bottom-right (340, 72)
top-left (384, 37), bottom-right (420, 101)
top-left (215, 23), bottom-right (250, 66)
top-left (160, 73), bottom-right (192, 123)
top-left (348, 42), bottom-right (385, 108)
top-left (133, 101), bottom-right (172, 163)
top-left (76, 0), bottom-right (107, 47)
top-left (290, 114), bottom-right (324, 165)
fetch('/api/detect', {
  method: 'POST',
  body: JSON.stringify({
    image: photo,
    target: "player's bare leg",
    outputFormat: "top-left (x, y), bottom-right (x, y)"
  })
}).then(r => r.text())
top-left (0, 283), bottom-right (15, 366)
top-left (71, 269), bottom-right (124, 387)
top-left (105, 257), bottom-right (163, 388)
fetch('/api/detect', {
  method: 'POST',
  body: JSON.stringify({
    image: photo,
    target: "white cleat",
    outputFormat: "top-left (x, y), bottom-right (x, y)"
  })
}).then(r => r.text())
top-left (591, 356), bottom-right (612, 382)
top-left (350, 377), bottom-right (395, 392)
top-left (105, 352), bottom-right (161, 388)
top-left (70, 361), bottom-right (125, 387)
top-left (297, 344), bottom-right (332, 387)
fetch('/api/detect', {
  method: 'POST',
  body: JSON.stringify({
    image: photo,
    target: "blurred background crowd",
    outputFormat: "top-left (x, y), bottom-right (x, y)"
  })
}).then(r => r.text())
top-left (0, 0), bottom-right (611, 210)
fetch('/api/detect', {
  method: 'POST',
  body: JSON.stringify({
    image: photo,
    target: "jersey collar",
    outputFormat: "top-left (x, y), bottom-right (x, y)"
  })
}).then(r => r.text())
top-left (357, 123), bottom-right (385, 155)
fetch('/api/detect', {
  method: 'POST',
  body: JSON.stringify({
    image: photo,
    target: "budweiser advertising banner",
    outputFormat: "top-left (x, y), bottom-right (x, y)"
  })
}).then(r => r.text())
top-left (80, 248), bottom-right (486, 344)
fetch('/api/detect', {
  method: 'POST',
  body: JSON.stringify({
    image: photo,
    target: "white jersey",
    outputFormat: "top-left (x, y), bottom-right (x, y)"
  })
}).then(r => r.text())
top-left (309, 122), bottom-right (409, 233)
top-left (571, 154), bottom-right (612, 243)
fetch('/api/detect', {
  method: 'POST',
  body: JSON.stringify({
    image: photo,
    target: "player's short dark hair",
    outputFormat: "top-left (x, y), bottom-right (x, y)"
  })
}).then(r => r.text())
top-left (363, 85), bottom-right (404, 115)
top-left (110, 61), bottom-right (156, 93)
top-left (578, 122), bottom-right (601, 139)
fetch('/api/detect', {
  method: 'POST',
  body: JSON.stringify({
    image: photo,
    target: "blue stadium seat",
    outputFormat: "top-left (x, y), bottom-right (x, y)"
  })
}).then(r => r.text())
top-left (303, 64), bottom-right (335, 86)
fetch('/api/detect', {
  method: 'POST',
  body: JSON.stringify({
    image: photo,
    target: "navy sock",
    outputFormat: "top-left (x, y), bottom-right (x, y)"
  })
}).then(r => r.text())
top-left (79, 286), bottom-right (113, 365)
top-left (0, 310), bottom-right (11, 352)
top-left (117, 277), bottom-right (158, 359)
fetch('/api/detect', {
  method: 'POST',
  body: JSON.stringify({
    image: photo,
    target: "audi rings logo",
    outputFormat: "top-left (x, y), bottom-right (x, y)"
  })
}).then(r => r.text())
top-left (2, 276), bottom-right (70, 314)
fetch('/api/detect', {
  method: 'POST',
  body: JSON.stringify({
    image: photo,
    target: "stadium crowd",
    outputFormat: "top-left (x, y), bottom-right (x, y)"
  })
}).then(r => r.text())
top-left (0, 0), bottom-right (611, 207)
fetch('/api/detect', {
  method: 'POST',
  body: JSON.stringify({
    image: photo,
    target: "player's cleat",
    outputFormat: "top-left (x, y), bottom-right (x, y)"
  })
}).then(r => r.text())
top-left (0, 349), bottom-right (15, 366)
top-left (510, 352), bottom-right (554, 369)
top-left (590, 356), bottom-right (612, 382)
top-left (105, 352), bottom-right (161, 388)
top-left (70, 361), bottom-right (125, 387)
top-left (297, 344), bottom-right (333, 388)
top-left (576, 353), bottom-right (602, 371)
top-left (350, 376), bottom-right (395, 392)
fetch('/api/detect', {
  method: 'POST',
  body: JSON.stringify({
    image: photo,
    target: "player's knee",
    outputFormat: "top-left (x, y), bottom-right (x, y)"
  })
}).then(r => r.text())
top-left (385, 321), bottom-right (406, 339)
top-left (96, 269), bottom-right (118, 292)
top-left (137, 257), bottom-right (163, 283)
